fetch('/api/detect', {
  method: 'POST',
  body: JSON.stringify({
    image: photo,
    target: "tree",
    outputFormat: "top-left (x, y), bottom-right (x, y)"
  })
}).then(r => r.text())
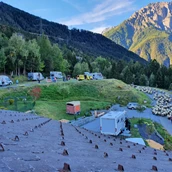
top-left (27, 39), bottom-right (43, 72)
top-left (72, 62), bottom-right (82, 77)
top-left (149, 73), bottom-right (155, 87)
top-left (0, 48), bottom-right (7, 73)
top-left (148, 59), bottom-right (160, 75)
top-left (91, 61), bottom-right (99, 72)
top-left (8, 33), bottom-right (26, 75)
top-left (110, 62), bottom-right (119, 79)
top-left (139, 74), bottom-right (148, 86)
top-left (155, 68), bottom-right (164, 88)
top-left (81, 62), bottom-right (89, 73)
top-left (120, 66), bottom-right (133, 84)
top-left (37, 35), bottom-right (52, 73)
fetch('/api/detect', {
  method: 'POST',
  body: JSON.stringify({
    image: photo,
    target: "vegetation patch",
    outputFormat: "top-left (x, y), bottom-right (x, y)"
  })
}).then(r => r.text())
top-left (0, 79), bottom-right (151, 120)
top-left (130, 118), bottom-right (172, 150)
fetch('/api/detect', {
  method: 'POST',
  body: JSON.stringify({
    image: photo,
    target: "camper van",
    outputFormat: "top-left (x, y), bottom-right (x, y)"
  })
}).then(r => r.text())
top-left (91, 73), bottom-right (103, 80)
top-left (100, 111), bottom-right (126, 136)
top-left (0, 75), bottom-right (13, 86)
top-left (28, 72), bottom-right (44, 81)
top-left (50, 71), bottom-right (63, 79)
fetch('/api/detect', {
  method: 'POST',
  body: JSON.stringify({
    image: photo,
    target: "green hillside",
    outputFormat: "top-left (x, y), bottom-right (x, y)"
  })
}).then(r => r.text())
top-left (103, 2), bottom-right (172, 66)
top-left (0, 79), bottom-right (150, 120)
top-left (0, 2), bottom-right (146, 64)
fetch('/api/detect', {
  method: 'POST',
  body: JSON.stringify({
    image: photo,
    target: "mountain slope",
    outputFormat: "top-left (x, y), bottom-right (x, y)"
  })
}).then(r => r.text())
top-left (0, 2), bottom-right (146, 64)
top-left (103, 2), bottom-right (172, 67)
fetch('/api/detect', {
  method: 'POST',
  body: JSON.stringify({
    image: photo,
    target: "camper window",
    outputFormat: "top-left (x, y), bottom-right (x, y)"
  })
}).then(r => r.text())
top-left (117, 119), bottom-right (119, 123)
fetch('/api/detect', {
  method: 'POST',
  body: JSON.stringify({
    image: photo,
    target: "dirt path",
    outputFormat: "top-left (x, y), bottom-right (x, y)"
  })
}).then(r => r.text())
top-left (146, 139), bottom-right (164, 150)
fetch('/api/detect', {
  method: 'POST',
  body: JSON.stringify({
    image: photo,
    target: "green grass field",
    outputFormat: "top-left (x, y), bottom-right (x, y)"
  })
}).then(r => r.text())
top-left (0, 79), bottom-right (151, 120)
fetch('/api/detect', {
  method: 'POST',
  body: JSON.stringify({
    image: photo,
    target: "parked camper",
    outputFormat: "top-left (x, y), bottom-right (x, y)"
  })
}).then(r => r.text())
top-left (91, 73), bottom-right (103, 80)
top-left (50, 71), bottom-right (63, 79)
top-left (28, 72), bottom-right (44, 81)
top-left (0, 75), bottom-right (13, 86)
top-left (100, 111), bottom-right (126, 136)
top-left (66, 101), bottom-right (80, 115)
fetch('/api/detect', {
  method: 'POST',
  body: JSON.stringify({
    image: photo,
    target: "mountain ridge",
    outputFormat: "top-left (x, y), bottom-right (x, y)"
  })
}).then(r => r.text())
top-left (103, 1), bottom-right (172, 67)
top-left (0, 1), bottom-right (146, 64)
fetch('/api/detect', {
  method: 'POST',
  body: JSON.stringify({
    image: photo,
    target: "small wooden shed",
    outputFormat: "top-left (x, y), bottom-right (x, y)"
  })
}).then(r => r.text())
top-left (66, 101), bottom-right (80, 115)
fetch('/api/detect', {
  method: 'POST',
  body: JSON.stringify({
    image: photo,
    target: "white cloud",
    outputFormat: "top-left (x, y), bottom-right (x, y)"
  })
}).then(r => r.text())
top-left (59, 0), bottom-right (136, 26)
top-left (91, 26), bottom-right (111, 34)
top-left (62, 0), bottom-right (83, 12)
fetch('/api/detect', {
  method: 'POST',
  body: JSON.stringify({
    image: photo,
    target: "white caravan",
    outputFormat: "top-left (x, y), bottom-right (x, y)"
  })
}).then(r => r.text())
top-left (91, 73), bottom-right (103, 80)
top-left (28, 72), bottom-right (44, 81)
top-left (50, 71), bottom-right (63, 79)
top-left (100, 111), bottom-right (126, 136)
top-left (0, 75), bottom-right (13, 86)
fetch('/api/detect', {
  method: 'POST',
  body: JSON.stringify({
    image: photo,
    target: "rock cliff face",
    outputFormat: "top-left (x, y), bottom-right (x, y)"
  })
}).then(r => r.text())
top-left (103, 2), bottom-right (172, 67)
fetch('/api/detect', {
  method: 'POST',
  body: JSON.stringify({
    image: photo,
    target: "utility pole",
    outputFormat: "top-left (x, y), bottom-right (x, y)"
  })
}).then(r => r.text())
top-left (40, 17), bottom-right (43, 36)
top-left (34, 17), bottom-right (46, 36)
top-left (67, 26), bottom-right (72, 45)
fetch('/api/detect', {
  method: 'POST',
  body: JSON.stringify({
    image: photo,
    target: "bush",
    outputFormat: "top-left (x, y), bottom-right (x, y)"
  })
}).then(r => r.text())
top-left (12, 75), bottom-right (28, 83)
top-left (138, 118), bottom-right (144, 125)
top-left (0, 106), bottom-right (7, 110)
top-left (8, 99), bottom-right (14, 105)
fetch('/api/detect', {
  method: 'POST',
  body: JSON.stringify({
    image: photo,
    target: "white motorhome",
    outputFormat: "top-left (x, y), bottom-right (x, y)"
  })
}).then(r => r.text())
top-left (0, 75), bottom-right (13, 86)
top-left (100, 111), bottom-right (126, 136)
top-left (28, 72), bottom-right (44, 81)
top-left (50, 71), bottom-right (63, 79)
top-left (91, 73), bottom-right (103, 80)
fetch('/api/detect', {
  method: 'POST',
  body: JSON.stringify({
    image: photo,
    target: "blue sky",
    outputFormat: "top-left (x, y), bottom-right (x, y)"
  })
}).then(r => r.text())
top-left (2, 0), bottom-right (172, 33)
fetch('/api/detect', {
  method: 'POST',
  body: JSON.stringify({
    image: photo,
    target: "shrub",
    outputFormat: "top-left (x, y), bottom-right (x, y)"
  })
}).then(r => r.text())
top-left (29, 87), bottom-right (41, 101)
top-left (138, 118), bottom-right (144, 125)
top-left (117, 85), bottom-right (123, 89)
top-left (0, 106), bottom-right (7, 110)
top-left (12, 75), bottom-right (28, 83)
top-left (8, 99), bottom-right (14, 105)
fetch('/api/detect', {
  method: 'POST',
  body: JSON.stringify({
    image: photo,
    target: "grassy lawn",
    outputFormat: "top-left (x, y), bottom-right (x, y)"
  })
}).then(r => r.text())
top-left (0, 79), bottom-right (151, 121)
top-left (34, 100), bottom-right (110, 120)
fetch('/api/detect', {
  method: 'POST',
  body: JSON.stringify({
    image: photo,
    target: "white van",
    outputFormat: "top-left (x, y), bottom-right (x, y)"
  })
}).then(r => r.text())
top-left (0, 75), bottom-right (13, 86)
top-left (28, 72), bottom-right (44, 81)
top-left (100, 111), bottom-right (126, 136)
top-left (91, 73), bottom-right (103, 80)
top-left (50, 71), bottom-right (63, 79)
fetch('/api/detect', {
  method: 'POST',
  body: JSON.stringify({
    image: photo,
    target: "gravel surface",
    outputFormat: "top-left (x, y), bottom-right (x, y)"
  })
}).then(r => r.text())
top-left (83, 93), bottom-right (172, 136)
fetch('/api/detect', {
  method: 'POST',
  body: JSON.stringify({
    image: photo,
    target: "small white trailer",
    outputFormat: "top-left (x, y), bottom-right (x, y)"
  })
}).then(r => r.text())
top-left (100, 111), bottom-right (126, 136)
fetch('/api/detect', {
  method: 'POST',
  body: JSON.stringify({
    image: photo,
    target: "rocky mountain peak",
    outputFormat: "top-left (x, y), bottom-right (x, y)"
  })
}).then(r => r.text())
top-left (129, 2), bottom-right (172, 31)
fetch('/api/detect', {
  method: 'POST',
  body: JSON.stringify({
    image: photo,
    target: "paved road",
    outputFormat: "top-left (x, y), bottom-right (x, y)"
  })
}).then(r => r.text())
top-left (83, 99), bottom-right (172, 136)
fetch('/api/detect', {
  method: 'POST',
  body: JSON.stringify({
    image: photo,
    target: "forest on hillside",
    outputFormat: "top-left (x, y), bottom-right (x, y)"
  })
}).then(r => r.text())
top-left (0, 2), bottom-right (146, 64)
top-left (0, 29), bottom-right (172, 90)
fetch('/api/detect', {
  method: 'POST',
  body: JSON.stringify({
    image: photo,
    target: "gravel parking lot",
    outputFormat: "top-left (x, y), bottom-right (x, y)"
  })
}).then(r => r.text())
top-left (83, 95), bottom-right (172, 135)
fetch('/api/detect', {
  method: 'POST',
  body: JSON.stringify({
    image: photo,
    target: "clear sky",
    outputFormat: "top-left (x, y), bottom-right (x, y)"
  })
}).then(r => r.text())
top-left (1, 0), bottom-right (172, 33)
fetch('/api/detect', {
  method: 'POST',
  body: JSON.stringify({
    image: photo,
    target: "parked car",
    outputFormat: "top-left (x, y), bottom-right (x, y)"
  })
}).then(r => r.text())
top-left (77, 74), bottom-right (92, 81)
top-left (127, 102), bottom-right (146, 110)
top-left (0, 75), bottom-right (13, 86)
